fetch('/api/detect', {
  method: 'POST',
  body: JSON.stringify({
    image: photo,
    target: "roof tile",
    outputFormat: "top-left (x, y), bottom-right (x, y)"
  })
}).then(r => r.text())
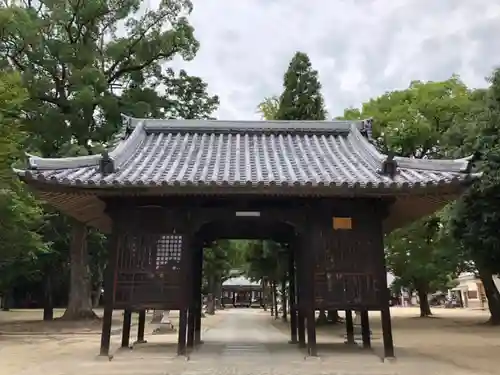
top-left (16, 119), bottom-right (476, 190)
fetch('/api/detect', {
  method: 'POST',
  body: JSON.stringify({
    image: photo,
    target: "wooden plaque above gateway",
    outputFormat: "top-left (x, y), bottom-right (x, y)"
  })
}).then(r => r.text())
top-left (332, 217), bottom-right (352, 230)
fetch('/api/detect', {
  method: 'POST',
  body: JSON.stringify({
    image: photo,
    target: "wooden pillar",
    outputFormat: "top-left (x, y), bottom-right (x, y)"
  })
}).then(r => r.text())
top-left (299, 226), bottom-right (318, 357)
top-left (177, 308), bottom-right (188, 355)
top-left (344, 309), bottom-right (355, 345)
top-left (177, 229), bottom-right (193, 356)
top-left (303, 228), bottom-right (317, 356)
top-left (297, 310), bottom-right (306, 347)
top-left (136, 310), bottom-right (146, 344)
top-left (375, 201), bottom-right (395, 359)
top-left (194, 246), bottom-right (203, 345)
top-left (100, 232), bottom-right (119, 357)
top-left (295, 234), bottom-right (306, 348)
top-left (381, 306), bottom-right (394, 357)
top-left (378, 250), bottom-right (394, 357)
top-left (187, 243), bottom-right (200, 349)
top-left (360, 310), bottom-right (371, 349)
top-left (305, 308), bottom-right (317, 356)
top-left (187, 307), bottom-right (196, 348)
top-left (288, 241), bottom-right (298, 344)
top-left (121, 310), bottom-right (132, 348)
top-left (194, 303), bottom-right (202, 344)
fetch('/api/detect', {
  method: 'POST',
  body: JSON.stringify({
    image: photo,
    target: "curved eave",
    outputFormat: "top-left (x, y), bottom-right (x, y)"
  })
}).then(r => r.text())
top-left (348, 123), bottom-right (475, 173)
top-left (16, 169), bottom-right (478, 196)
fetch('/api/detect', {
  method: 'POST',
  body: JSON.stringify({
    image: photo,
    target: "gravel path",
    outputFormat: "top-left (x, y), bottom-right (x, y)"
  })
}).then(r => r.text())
top-left (1, 308), bottom-right (496, 375)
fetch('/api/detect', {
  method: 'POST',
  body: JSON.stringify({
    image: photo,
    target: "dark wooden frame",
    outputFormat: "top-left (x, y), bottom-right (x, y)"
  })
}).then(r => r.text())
top-left (98, 195), bottom-right (395, 359)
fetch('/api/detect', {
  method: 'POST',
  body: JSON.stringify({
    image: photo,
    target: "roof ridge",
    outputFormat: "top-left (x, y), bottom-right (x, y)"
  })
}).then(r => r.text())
top-left (26, 152), bottom-right (101, 171)
top-left (109, 117), bottom-right (147, 169)
top-left (142, 118), bottom-right (369, 134)
top-left (394, 155), bottom-right (472, 173)
top-left (348, 123), bottom-right (385, 166)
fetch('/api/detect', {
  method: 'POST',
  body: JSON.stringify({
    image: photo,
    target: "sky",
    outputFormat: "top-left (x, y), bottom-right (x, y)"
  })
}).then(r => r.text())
top-left (162, 0), bottom-right (500, 120)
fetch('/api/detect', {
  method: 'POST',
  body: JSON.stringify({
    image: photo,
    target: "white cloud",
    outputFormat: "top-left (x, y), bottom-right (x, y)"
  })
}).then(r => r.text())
top-left (160, 0), bottom-right (500, 119)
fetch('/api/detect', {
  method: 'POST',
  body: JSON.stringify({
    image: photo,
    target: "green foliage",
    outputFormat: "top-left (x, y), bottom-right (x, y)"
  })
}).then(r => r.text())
top-left (276, 52), bottom-right (327, 121)
top-left (339, 76), bottom-right (481, 304)
top-left (257, 96), bottom-right (280, 120)
top-left (339, 75), bottom-right (473, 158)
top-left (449, 68), bottom-right (500, 273)
top-left (243, 240), bottom-right (286, 282)
top-left (0, 71), bottom-right (46, 262)
top-left (386, 214), bottom-right (460, 294)
top-left (202, 240), bottom-right (247, 292)
top-left (0, 0), bottom-right (217, 157)
top-left (249, 52), bottom-right (329, 283)
top-left (0, 0), bottom-right (219, 314)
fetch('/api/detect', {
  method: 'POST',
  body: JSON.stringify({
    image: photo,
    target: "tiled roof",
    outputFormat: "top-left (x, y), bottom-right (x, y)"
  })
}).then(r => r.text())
top-left (223, 276), bottom-right (260, 287)
top-left (15, 117), bottom-right (477, 191)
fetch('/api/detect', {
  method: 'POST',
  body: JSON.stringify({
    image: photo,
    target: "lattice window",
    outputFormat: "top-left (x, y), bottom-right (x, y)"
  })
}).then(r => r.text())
top-left (155, 235), bottom-right (183, 269)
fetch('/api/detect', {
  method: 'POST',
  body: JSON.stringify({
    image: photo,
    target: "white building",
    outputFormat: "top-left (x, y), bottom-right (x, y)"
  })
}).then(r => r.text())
top-left (451, 272), bottom-right (500, 309)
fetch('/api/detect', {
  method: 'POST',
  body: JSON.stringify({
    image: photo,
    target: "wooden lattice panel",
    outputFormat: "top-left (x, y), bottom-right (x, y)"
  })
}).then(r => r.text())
top-left (314, 221), bottom-right (382, 309)
top-left (156, 235), bottom-right (182, 266)
top-left (113, 233), bottom-right (185, 309)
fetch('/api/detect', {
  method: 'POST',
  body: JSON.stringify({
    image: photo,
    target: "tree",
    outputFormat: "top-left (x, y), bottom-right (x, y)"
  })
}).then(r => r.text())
top-left (449, 68), bottom-right (500, 324)
top-left (0, 71), bottom-right (46, 309)
top-left (338, 76), bottom-right (479, 316)
top-left (339, 76), bottom-right (473, 157)
top-left (257, 96), bottom-right (279, 120)
top-left (0, 71), bottom-right (45, 254)
top-left (244, 240), bottom-right (282, 283)
top-left (276, 52), bottom-right (327, 121)
top-left (0, 0), bottom-right (219, 319)
top-left (385, 215), bottom-right (460, 316)
top-left (202, 240), bottom-right (247, 314)
top-left (0, 71), bottom-right (45, 259)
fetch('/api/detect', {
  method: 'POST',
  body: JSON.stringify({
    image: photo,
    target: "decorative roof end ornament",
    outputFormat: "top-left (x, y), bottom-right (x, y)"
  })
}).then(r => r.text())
top-left (27, 155), bottom-right (38, 170)
top-left (121, 114), bottom-right (134, 140)
top-left (379, 152), bottom-right (398, 178)
top-left (360, 118), bottom-right (374, 141)
top-left (464, 151), bottom-right (482, 174)
top-left (99, 150), bottom-right (115, 176)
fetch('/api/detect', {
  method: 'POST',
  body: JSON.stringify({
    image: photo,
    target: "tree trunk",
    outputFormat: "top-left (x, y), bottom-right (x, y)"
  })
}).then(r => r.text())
top-left (281, 278), bottom-right (287, 322)
top-left (214, 280), bottom-right (222, 310)
top-left (416, 286), bottom-right (432, 317)
top-left (206, 294), bottom-right (215, 315)
top-left (1, 290), bottom-right (10, 311)
top-left (478, 267), bottom-right (500, 325)
top-left (206, 276), bottom-right (216, 315)
top-left (92, 268), bottom-right (103, 308)
top-left (92, 284), bottom-right (102, 308)
top-left (43, 274), bottom-right (53, 321)
top-left (61, 222), bottom-right (96, 320)
top-left (272, 281), bottom-right (278, 319)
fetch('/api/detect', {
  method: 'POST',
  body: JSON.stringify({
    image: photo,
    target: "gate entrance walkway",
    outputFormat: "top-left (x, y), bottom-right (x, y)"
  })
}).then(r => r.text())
top-left (194, 309), bottom-right (298, 362)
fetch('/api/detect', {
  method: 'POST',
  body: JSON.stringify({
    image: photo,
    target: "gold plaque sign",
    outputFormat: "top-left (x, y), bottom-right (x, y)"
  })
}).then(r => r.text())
top-left (332, 217), bottom-right (352, 230)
